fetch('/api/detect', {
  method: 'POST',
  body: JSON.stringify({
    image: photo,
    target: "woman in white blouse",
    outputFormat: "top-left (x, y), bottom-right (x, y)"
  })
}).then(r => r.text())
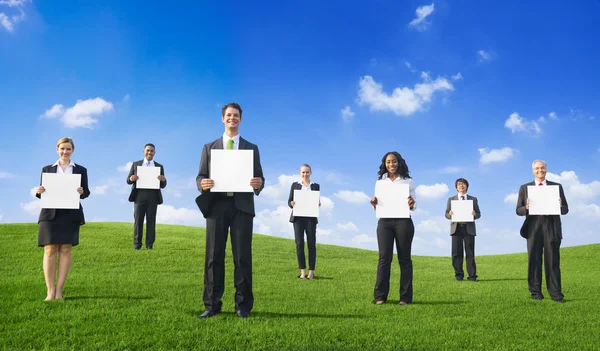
top-left (369, 151), bottom-right (416, 305)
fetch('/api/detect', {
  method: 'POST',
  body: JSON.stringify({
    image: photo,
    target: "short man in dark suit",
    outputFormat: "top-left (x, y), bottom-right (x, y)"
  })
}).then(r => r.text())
top-left (516, 159), bottom-right (568, 302)
top-left (444, 178), bottom-right (481, 281)
top-left (126, 143), bottom-right (167, 250)
top-left (195, 102), bottom-right (264, 319)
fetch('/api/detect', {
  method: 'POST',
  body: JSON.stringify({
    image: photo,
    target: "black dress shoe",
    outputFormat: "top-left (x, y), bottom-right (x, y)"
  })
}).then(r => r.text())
top-left (198, 310), bottom-right (221, 318)
top-left (236, 310), bottom-right (250, 318)
top-left (554, 298), bottom-right (564, 303)
top-left (146, 246), bottom-right (153, 250)
top-left (134, 246), bottom-right (141, 251)
top-left (455, 277), bottom-right (464, 281)
top-left (531, 295), bottom-right (544, 300)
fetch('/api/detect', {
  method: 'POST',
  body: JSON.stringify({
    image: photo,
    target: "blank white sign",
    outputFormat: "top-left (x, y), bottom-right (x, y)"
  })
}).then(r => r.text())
top-left (210, 149), bottom-right (254, 192)
top-left (293, 190), bottom-right (320, 218)
top-left (136, 166), bottom-right (161, 189)
top-left (451, 200), bottom-right (474, 222)
top-left (374, 181), bottom-right (410, 218)
top-left (40, 173), bottom-right (81, 209)
top-left (528, 185), bottom-right (560, 215)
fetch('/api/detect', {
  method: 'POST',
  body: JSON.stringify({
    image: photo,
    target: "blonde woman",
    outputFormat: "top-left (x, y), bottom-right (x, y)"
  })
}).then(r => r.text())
top-left (35, 137), bottom-right (90, 301)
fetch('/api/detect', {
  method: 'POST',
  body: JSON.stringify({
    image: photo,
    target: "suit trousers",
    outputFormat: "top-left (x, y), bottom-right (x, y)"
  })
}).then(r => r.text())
top-left (526, 216), bottom-right (563, 300)
top-left (451, 226), bottom-right (477, 280)
top-left (374, 218), bottom-right (414, 303)
top-left (293, 217), bottom-right (317, 270)
top-left (203, 196), bottom-right (254, 313)
top-left (133, 200), bottom-right (158, 248)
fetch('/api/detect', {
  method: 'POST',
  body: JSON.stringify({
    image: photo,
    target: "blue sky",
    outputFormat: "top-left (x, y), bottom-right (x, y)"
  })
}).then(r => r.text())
top-left (1, 0), bottom-right (599, 256)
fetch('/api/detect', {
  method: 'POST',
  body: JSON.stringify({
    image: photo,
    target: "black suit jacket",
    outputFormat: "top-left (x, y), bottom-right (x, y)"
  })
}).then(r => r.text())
top-left (36, 164), bottom-right (90, 225)
top-left (516, 180), bottom-right (569, 240)
top-left (288, 182), bottom-right (320, 223)
top-left (195, 137), bottom-right (264, 218)
top-left (444, 194), bottom-right (481, 236)
top-left (126, 160), bottom-right (167, 204)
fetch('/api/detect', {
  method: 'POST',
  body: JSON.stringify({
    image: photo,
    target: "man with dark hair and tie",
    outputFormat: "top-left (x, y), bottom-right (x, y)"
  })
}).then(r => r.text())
top-left (195, 102), bottom-right (264, 318)
top-left (516, 159), bottom-right (569, 302)
top-left (127, 143), bottom-right (167, 250)
top-left (445, 178), bottom-right (481, 281)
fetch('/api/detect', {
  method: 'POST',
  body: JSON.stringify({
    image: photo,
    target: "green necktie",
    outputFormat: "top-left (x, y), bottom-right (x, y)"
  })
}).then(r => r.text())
top-left (227, 138), bottom-right (234, 150)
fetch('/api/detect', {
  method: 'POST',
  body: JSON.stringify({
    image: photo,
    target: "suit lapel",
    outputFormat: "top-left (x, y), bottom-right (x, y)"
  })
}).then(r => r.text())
top-left (214, 137), bottom-right (224, 150)
top-left (49, 165), bottom-right (58, 173)
top-left (239, 137), bottom-right (248, 150)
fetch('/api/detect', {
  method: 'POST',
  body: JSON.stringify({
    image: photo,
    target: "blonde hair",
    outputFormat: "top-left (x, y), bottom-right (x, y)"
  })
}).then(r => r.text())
top-left (56, 137), bottom-right (75, 150)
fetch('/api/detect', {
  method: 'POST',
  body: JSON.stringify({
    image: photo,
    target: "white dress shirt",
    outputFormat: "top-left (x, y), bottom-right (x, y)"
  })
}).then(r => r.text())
top-left (458, 193), bottom-right (468, 200)
top-left (52, 159), bottom-right (75, 174)
top-left (143, 159), bottom-right (155, 167)
top-left (222, 133), bottom-right (240, 150)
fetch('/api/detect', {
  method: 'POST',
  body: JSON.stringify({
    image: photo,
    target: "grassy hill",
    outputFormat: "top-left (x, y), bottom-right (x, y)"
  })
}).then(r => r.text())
top-left (0, 222), bottom-right (599, 350)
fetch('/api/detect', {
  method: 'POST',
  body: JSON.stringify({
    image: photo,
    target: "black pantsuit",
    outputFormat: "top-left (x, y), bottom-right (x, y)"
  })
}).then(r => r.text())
top-left (293, 218), bottom-right (317, 270)
top-left (374, 218), bottom-right (414, 303)
top-left (451, 225), bottom-right (477, 280)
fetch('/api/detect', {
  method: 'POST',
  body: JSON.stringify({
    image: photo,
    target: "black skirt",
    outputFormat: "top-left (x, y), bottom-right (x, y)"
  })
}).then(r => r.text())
top-left (38, 209), bottom-right (80, 247)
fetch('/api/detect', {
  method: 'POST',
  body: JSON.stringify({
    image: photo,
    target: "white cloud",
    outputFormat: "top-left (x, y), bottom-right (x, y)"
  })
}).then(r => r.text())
top-left (416, 217), bottom-right (446, 235)
top-left (409, 3), bottom-right (435, 31)
top-left (404, 61), bottom-right (417, 73)
top-left (117, 162), bottom-right (133, 173)
top-left (478, 147), bottom-right (516, 165)
top-left (504, 193), bottom-right (518, 204)
top-left (0, 13), bottom-right (14, 31)
top-left (334, 190), bottom-right (370, 204)
top-left (0, 1), bottom-right (30, 6)
top-left (438, 166), bottom-right (464, 174)
top-left (123, 94), bottom-right (130, 102)
top-left (316, 228), bottom-right (333, 236)
top-left (319, 196), bottom-right (334, 214)
top-left (20, 186), bottom-right (40, 216)
top-left (451, 72), bottom-right (463, 81)
top-left (93, 185), bottom-right (109, 195)
top-left (352, 233), bottom-right (377, 245)
top-left (573, 203), bottom-right (600, 218)
top-left (357, 74), bottom-right (453, 116)
top-left (477, 50), bottom-right (492, 62)
top-left (416, 183), bottom-right (449, 199)
top-left (0, 0), bottom-right (28, 32)
top-left (504, 112), bottom-right (541, 135)
top-left (255, 205), bottom-right (294, 237)
top-left (340, 105), bottom-right (355, 121)
top-left (546, 171), bottom-right (600, 202)
top-left (260, 174), bottom-right (298, 205)
top-left (549, 111), bottom-right (558, 120)
top-left (0, 171), bottom-right (15, 179)
top-left (40, 98), bottom-right (114, 129)
top-left (156, 205), bottom-right (204, 226)
top-left (336, 222), bottom-right (359, 232)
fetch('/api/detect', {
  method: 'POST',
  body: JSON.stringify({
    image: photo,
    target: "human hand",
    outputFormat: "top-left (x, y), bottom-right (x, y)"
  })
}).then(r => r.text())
top-left (201, 178), bottom-right (214, 191)
top-left (408, 196), bottom-right (415, 210)
top-left (250, 177), bottom-right (263, 190)
top-left (290, 201), bottom-right (295, 207)
top-left (526, 198), bottom-right (529, 210)
top-left (449, 210), bottom-right (454, 216)
top-left (36, 186), bottom-right (45, 195)
top-left (130, 175), bottom-right (139, 182)
top-left (370, 196), bottom-right (378, 210)
top-left (158, 175), bottom-right (166, 182)
top-left (77, 187), bottom-right (84, 195)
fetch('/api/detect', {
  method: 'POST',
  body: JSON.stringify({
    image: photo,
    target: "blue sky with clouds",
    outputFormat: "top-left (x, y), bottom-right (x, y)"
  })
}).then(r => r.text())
top-left (1, 0), bottom-right (599, 256)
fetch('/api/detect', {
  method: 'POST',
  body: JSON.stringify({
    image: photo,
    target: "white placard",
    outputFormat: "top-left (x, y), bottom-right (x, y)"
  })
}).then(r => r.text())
top-left (293, 190), bottom-right (320, 218)
top-left (528, 185), bottom-right (560, 215)
top-left (374, 181), bottom-right (410, 218)
top-left (136, 166), bottom-right (161, 189)
top-left (210, 149), bottom-right (254, 192)
top-left (451, 200), bottom-right (474, 222)
top-left (40, 173), bottom-right (81, 209)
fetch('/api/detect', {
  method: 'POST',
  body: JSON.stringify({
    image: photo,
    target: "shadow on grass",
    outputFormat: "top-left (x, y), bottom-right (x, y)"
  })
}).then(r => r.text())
top-left (387, 300), bottom-right (465, 306)
top-left (311, 276), bottom-right (333, 280)
top-left (478, 278), bottom-right (526, 282)
top-left (189, 311), bottom-right (366, 319)
top-left (67, 296), bottom-right (153, 301)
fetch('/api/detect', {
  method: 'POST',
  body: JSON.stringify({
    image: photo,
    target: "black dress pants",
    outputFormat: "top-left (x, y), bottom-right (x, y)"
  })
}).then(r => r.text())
top-left (451, 225), bottom-right (477, 280)
top-left (203, 196), bottom-right (254, 313)
top-left (133, 200), bottom-right (158, 248)
top-left (526, 216), bottom-right (563, 300)
top-left (293, 217), bottom-right (317, 270)
top-left (374, 218), bottom-right (414, 303)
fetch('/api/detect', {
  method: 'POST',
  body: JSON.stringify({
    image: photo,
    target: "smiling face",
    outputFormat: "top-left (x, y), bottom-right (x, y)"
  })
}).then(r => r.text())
top-left (385, 153), bottom-right (399, 175)
top-left (56, 142), bottom-right (74, 162)
top-left (456, 181), bottom-right (467, 194)
top-left (300, 165), bottom-right (312, 183)
top-left (143, 145), bottom-right (155, 161)
top-left (532, 161), bottom-right (547, 182)
top-left (222, 107), bottom-right (241, 131)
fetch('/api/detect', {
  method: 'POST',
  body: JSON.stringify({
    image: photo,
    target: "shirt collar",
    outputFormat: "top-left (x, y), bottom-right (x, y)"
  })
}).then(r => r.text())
top-left (535, 179), bottom-right (547, 186)
top-left (52, 159), bottom-right (75, 168)
top-left (143, 159), bottom-right (155, 166)
top-left (458, 193), bottom-right (468, 199)
top-left (222, 133), bottom-right (240, 146)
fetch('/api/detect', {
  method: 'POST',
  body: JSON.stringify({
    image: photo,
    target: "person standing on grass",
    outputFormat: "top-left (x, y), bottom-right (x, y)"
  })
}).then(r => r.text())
top-left (369, 151), bottom-right (416, 306)
top-left (444, 178), bottom-right (481, 282)
top-left (288, 164), bottom-right (320, 280)
top-left (195, 102), bottom-right (264, 319)
top-left (126, 143), bottom-right (167, 250)
top-left (35, 137), bottom-right (90, 301)
top-left (516, 159), bottom-right (568, 303)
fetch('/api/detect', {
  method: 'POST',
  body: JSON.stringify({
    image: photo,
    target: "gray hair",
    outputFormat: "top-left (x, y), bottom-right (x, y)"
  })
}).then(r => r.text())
top-left (531, 159), bottom-right (547, 168)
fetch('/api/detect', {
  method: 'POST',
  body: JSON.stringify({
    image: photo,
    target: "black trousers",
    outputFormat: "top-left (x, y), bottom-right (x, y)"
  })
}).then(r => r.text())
top-left (451, 226), bottom-right (477, 280)
top-left (374, 218), bottom-right (414, 303)
top-left (526, 216), bottom-right (563, 300)
top-left (133, 200), bottom-right (158, 248)
top-left (293, 217), bottom-right (317, 270)
top-left (203, 196), bottom-right (254, 313)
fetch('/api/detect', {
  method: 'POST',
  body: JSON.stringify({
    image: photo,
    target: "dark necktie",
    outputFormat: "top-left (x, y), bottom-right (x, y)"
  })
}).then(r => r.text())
top-left (461, 195), bottom-right (465, 200)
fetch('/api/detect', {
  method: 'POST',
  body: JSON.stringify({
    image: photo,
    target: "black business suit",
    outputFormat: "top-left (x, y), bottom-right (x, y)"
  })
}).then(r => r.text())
top-left (127, 160), bottom-right (167, 249)
top-left (444, 194), bottom-right (481, 280)
top-left (195, 136), bottom-right (264, 314)
top-left (288, 181), bottom-right (320, 271)
top-left (516, 180), bottom-right (568, 301)
top-left (37, 164), bottom-right (90, 247)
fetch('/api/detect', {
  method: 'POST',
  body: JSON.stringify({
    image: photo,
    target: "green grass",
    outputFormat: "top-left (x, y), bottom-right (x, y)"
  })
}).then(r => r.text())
top-left (1, 223), bottom-right (599, 351)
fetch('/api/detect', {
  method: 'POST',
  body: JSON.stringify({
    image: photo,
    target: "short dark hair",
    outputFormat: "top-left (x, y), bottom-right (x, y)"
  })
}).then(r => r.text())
top-left (377, 151), bottom-right (411, 180)
top-left (455, 178), bottom-right (469, 190)
top-left (222, 102), bottom-right (243, 118)
top-left (144, 143), bottom-right (155, 150)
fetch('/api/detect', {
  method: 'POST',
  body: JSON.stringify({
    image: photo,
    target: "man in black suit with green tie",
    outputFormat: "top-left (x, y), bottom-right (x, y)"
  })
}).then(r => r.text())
top-left (127, 143), bottom-right (167, 250)
top-left (196, 103), bottom-right (264, 319)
